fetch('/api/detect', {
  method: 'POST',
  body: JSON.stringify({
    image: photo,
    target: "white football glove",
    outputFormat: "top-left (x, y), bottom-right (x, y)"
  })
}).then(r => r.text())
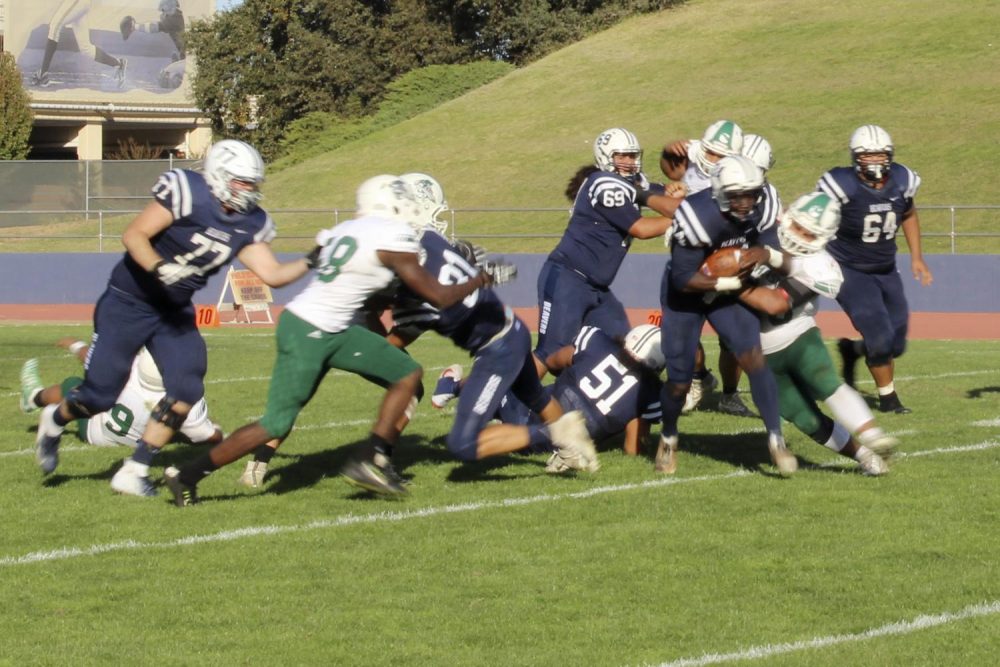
top-left (480, 260), bottom-right (518, 286)
top-left (153, 261), bottom-right (199, 286)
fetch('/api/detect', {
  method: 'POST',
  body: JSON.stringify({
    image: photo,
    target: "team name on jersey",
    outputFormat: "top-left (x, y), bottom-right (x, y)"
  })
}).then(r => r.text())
top-left (205, 227), bottom-right (232, 243)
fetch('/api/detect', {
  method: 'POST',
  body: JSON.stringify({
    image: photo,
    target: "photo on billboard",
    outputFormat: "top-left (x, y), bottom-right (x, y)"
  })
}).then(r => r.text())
top-left (7, 0), bottom-right (213, 103)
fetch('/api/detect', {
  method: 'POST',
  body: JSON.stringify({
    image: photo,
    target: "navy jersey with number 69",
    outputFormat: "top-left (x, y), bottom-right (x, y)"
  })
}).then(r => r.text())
top-left (554, 327), bottom-right (662, 441)
top-left (391, 231), bottom-right (507, 352)
top-left (548, 170), bottom-right (641, 288)
top-left (109, 169), bottom-right (276, 305)
top-left (817, 163), bottom-right (920, 273)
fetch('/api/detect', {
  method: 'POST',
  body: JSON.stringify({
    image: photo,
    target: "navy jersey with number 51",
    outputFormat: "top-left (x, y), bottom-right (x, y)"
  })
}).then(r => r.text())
top-left (109, 169), bottom-right (276, 305)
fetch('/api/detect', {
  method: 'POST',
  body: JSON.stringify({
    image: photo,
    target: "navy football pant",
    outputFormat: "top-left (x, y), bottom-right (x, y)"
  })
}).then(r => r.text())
top-left (835, 265), bottom-right (908, 365)
top-left (68, 287), bottom-right (207, 414)
top-left (448, 318), bottom-right (549, 461)
top-left (534, 260), bottom-right (629, 362)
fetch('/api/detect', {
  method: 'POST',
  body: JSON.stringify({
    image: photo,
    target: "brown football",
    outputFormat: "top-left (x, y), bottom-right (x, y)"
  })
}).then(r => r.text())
top-left (699, 247), bottom-right (743, 278)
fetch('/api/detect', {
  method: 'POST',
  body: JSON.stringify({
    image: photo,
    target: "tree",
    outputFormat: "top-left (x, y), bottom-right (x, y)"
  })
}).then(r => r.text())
top-left (0, 52), bottom-right (34, 160)
top-left (187, 0), bottom-right (678, 159)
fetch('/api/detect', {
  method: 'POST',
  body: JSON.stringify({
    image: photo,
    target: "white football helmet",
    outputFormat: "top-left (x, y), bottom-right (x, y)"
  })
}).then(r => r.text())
top-left (203, 139), bottom-right (265, 214)
top-left (695, 120), bottom-right (744, 176)
top-left (400, 172), bottom-right (449, 235)
top-left (711, 155), bottom-right (764, 221)
top-left (741, 133), bottom-right (775, 174)
top-left (136, 348), bottom-right (165, 393)
top-left (356, 174), bottom-right (419, 224)
top-left (849, 124), bottom-right (893, 182)
top-left (623, 324), bottom-right (665, 371)
top-left (778, 191), bottom-right (841, 256)
top-left (593, 127), bottom-right (642, 178)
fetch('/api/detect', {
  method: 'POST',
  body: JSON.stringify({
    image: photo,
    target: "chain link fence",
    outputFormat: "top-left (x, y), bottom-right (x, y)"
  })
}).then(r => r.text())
top-left (1, 160), bottom-right (998, 254)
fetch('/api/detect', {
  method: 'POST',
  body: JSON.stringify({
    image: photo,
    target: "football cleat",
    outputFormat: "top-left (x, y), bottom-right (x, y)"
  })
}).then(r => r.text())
top-left (878, 392), bottom-right (912, 414)
top-left (718, 391), bottom-right (754, 417)
top-left (856, 449), bottom-right (889, 477)
top-left (110, 458), bottom-right (158, 497)
top-left (340, 455), bottom-right (408, 497)
top-left (35, 404), bottom-right (64, 475)
top-left (20, 358), bottom-right (43, 413)
top-left (238, 460), bottom-right (269, 488)
top-left (431, 364), bottom-right (463, 409)
top-left (682, 371), bottom-right (717, 414)
top-left (838, 338), bottom-right (861, 388)
top-left (866, 434), bottom-right (899, 460)
top-left (654, 434), bottom-right (679, 474)
top-left (767, 434), bottom-right (798, 477)
top-left (546, 410), bottom-right (599, 473)
top-left (165, 466), bottom-right (199, 506)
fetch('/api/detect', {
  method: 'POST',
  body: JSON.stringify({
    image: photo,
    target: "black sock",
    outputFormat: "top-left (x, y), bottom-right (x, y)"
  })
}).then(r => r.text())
top-left (52, 408), bottom-right (71, 427)
top-left (180, 453), bottom-right (218, 487)
top-left (359, 433), bottom-right (394, 461)
top-left (252, 445), bottom-right (276, 463)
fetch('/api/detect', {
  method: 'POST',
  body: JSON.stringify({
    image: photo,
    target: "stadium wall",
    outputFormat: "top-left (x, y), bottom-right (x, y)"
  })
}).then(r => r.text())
top-left (0, 253), bottom-right (996, 338)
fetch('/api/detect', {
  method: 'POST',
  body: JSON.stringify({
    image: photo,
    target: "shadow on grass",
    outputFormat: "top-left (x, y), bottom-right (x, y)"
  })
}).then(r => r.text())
top-left (967, 386), bottom-right (1000, 399)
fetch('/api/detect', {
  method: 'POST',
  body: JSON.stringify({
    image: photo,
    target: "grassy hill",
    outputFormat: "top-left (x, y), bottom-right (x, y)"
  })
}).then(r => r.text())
top-left (262, 0), bottom-right (1000, 253)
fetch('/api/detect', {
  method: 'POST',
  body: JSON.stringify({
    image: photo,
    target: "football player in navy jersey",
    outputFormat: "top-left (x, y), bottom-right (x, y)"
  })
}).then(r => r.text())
top-left (437, 325), bottom-right (664, 466)
top-left (387, 173), bottom-right (600, 473)
top-left (816, 125), bottom-right (933, 414)
top-left (655, 155), bottom-right (798, 477)
top-left (534, 128), bottom-right (673, 378)
top-left (33, 139), bottom-right (315, 496)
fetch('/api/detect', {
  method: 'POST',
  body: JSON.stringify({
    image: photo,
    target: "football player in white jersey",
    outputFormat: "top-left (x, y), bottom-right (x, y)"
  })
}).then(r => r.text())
top-left (165, 175), bottom-right (509, 505)
top-left (21, 339), bottom-right (222, 448)
top-left (740, 193), bottom-right (898, 475)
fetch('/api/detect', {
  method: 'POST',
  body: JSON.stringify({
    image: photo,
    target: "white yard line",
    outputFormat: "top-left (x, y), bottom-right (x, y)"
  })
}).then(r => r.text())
top-left (650, 600), bottom-right (1000, 667)
top-left (0, 471), bottom-right (751, 567)
top-left (3, 439), bottom-right (999, 568)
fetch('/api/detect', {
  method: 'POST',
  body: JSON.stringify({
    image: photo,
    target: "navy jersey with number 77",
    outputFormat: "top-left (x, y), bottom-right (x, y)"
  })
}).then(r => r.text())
top-left (108, 168), bottom-right (276, 306)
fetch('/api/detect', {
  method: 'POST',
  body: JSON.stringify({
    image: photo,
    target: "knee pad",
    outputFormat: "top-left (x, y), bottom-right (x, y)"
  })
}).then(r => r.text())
top-left (150, 396), bottom-right (186, 430)
top-left (66, 396), bottom-right (94, 419)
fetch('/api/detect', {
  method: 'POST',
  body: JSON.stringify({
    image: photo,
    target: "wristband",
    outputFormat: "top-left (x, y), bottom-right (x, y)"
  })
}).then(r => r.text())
top-left (714, 276), bottom-right (743, 292)
top-left (767, 246), bottom-right (784, 269)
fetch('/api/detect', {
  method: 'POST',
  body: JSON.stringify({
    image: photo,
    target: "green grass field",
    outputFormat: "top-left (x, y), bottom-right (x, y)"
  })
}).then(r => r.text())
top-left (1, 325), bottom-right (998, 665)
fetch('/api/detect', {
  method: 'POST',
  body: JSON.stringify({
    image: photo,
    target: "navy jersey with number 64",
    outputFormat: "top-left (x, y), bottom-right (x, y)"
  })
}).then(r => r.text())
top-left (817, 163), bottom-right (919, 273)
top-left (108, 169), bottom-right (276, 306)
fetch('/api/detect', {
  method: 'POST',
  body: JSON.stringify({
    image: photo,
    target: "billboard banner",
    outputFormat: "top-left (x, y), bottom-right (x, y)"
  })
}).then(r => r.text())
top-left (7, 0), bottom-right (213, 103)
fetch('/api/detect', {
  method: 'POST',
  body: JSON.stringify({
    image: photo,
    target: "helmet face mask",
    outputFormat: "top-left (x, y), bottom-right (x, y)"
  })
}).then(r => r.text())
top-left (710, 155), bottom-right (764, 222)
top-left (594, 128), bottom-right (643, 179)
top-left (356, 175), bottom-right (419, 224)
top-left (778, 191), bottom-right (841, 256)
top-left (203, 139), bottom-right (265, 214)
top-left (850, 124), bottom-right (894, 184)
top-left (696, 120), bottom-right (743, 176)
top-left (623, 324), bottom-right (664, 371)
top-left (400, 172), bottom-right (449, 235)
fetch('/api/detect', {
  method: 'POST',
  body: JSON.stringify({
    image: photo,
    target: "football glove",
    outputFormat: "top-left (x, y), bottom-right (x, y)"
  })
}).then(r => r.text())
top-left (152, 260), bottom-right (199, 286)
top-left (304, 245), bottom-right (323, 269)
top-left (452, 239), bottom-right (487, 266)
top-left (120, 15), bottom-right (136, 40)
top-left (480, 260), bottom-right (518, 286)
